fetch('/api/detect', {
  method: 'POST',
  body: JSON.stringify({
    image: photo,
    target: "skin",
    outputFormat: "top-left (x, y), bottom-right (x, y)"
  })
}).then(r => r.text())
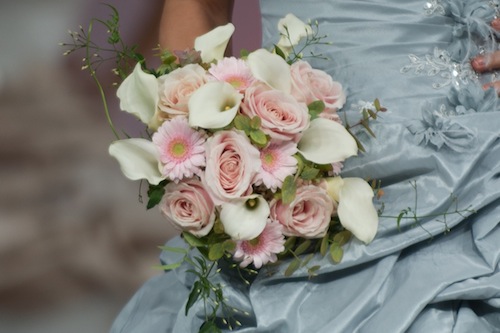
top-left (158, 0), bottom-right (234, 51)
top-left (160, 1), bottom-right (500, 93)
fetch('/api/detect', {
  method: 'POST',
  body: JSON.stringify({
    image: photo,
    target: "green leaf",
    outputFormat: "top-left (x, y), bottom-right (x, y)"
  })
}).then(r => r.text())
top-left (273, 44), bottom-right (287, 60)
top-left (199, 321), bottom-right (221, 333)
top-left (233, 114), bottom-right (251, 132)
top-left (283, 236), bottom-right (297, 253)
top-left (396, 210), bottom-right (407, 231)
top-left (250, 129), bottom-right (268, 146)
top-left (374, 98), bottom-right (381, 111)
top-left (281, 175), bottom-right (297, 205)
top-left (333, 230), bottom-right (352, 246)
top-left (301, 253), bottom-right (314, 267)
top-left (146, 182), bottom-right (166, 209)
top-left (284, 258), bottom-right (301, 277)
top-left (308, 100), bottom-right (325, 120)
top-left (250, 116), bottom-right (261, 130)
top-left (320, 233), bottom-right (329, 256)
top-left (367, 108), bottom-right (377, 120)
top-left (183, 232), bottom-right (206, 247)
top-left (153, 262), bottom-right (182, 271)
top-left (186, 281), bottom-right (202, 315)
top-left (308, 265), bottom-right (321, 277)
top-left (222, 240), bottom-right (236, 253)
top-left (208, 242), bottom-right (225, 261)
top-left (158, 245), bottom-right (188, 254)
top-left (361, 119), bottom-right (376, 138)
top-left (329, 242), bottom-right (343, 263)
top-left (300, 165), bottom-right (320, 180)
top-left (346, 128), bottom-right (366, 153)
top-left (295, 239), bottom-right (312, 256)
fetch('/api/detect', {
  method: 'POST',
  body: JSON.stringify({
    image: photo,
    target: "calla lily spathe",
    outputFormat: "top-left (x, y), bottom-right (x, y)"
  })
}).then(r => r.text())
top-left (298, 118), bottom-right (358, 164)
top-left (277, 14), bottom-right (313, 53)
top-left (325, 177), bottom-right (379, 244)
top-left (188, 81), bottom-right (243, 129)
top-left (116, 63), bottom-right (159, 129)
top-left (194, 23), bottom-right (235, 63)
top-left (219, 195), bottom-right (270, 241)
top-left (108, 138), bottom-right (164, 185)
top-left (247, 49), bottom-right (292, 93)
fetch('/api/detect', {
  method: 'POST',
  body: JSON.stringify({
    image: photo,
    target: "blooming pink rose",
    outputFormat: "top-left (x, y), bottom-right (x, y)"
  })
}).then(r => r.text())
top-left (270, 184), bottom-right (334, 238)
top-left (160, 178), bottom-right (215, 237)
top-left (157, 64), bottom-right (208, 119)
top-left (203, 130), bottom-right (261, 204)
top-left (290, 60), bottom-right (346, 113)
top-left (241, 83), bottom-right (309, 142)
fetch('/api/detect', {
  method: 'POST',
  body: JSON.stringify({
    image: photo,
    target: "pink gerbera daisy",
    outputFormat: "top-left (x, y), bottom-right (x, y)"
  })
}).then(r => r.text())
top-left (257, 141), bottom-right (298, 192)
top-left (208, 57), bottom-right (255, 92)
top-left (233, 221), bottom-right (285, 269)
top-left (152, 117), bottom-right (206, 182)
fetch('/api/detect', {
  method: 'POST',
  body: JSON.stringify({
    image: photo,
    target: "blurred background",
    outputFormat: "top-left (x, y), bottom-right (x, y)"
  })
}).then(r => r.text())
top-left (0, 1), bottom-right (261, 332)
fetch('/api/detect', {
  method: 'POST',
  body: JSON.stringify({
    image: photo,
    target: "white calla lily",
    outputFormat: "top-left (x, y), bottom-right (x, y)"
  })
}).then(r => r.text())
top-left (220, 195), bottom-right (270, 241)
top-left (194, 23), bottom-right (235, 63)
top-left (108, 138), bottom-right (164, 185)
top-left (247, 48), bottom-right (292, 93)
top-left (298, 118), bottom-right (358, 164)
top-left (326, 177), bottom-right (378, 244)
top-left (188, 81), bottom-right (242, 129)
top-left (116, 63), bottom-right (159, 128)
top-left (277, 14), bottom-right (313, 51)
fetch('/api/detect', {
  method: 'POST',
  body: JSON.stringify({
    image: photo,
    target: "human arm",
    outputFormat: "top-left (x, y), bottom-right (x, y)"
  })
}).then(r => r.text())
top-left (159, 0), bottom-right (234, 51)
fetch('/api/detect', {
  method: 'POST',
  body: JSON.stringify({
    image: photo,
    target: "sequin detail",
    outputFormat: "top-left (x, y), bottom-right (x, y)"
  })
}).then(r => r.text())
top-left (400, 48), bottom-right (478, 89)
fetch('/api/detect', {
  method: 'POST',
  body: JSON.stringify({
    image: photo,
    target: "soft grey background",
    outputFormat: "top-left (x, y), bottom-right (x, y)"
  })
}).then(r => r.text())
top-left (0, 1), bottom-right (260, 332)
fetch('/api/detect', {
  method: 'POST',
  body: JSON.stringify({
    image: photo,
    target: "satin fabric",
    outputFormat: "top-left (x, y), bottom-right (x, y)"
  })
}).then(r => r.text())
top-left (110, 0), bottom-right (500, 332)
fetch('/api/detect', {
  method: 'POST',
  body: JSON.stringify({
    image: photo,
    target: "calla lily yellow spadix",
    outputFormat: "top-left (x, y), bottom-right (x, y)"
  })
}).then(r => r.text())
top-left (188, 81), bottom-right (243, 129)
top-left (194, 23), bottom-right (235, 63)
top-left (298, 118), bottom-right (358, 164)
top-left (108, 138), bottom-right (164, 185)
top-left (219, 195), bottom-right (270, 241)
top-left (116, 63), bottom-right (159, 129)
top-left (325, 177), bottom-right (379, 244)
top-left (247, 49), bottom-right (292, 93)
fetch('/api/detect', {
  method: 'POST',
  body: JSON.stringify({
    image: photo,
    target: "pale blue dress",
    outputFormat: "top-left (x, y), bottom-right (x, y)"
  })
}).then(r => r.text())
top-left (110, 0), bottom-right (500, 332)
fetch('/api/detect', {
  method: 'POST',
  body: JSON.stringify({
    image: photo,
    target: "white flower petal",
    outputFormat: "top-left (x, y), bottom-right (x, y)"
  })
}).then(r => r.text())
top-left (220, 195), bottom-right (270, 241)
top-left (194, 23), bottom-right (235, 63)
top-left (324, 176), bottom-right (344, 203)
top-left (337, 178), bottom-right (378, 244)
top-left (277, 14), bottom-right (313, 49)
top-left (298, 118), bottom-right (358, 164)
top-left (116, 63), bottom-right (159, 128)
top-left (108, 138), bottom-right (164, 185)
top-left (247, 49), bottom-right (292, 93)
top-left (188, 81), bottom-right (242, 129)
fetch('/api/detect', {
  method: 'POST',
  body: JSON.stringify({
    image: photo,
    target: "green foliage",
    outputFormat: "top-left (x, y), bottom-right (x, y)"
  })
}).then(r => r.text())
top-left (233, 114), bottom-right (269, 147)
top-left (308, 100), bottom-right (325, 120)
top-left (281, 175), bottom-right (297, 205)
top-left (146, 180), bottom-right (167, 209)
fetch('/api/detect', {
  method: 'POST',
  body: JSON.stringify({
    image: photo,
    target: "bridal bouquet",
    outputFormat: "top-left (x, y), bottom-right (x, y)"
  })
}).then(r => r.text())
top-left (110, 14), bottom-right (381, 271)
top-left (64, 10), bottom-right (384, 331)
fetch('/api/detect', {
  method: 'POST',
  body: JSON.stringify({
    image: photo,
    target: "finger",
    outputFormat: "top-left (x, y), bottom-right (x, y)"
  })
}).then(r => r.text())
top-left (471, 51), bottom-right (500, 73)
top-left (492, 18), bottom-right (500, 31)
top-left (482, 80), bottom-right (500, 94)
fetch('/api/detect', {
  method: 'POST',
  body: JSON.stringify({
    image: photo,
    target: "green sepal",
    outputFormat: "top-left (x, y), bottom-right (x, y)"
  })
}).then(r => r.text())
top-left (273, 44), bottom-right (287, 60)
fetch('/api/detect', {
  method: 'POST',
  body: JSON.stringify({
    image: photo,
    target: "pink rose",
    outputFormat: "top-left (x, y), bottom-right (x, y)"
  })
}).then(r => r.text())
top-left (241, 83), bottom-right (309, 142)
top-left (157, 64), bottom-right (208, 118)
top-left (270, 184), bottom-right (334, 238)
top-left (203, 130), bottom-right (261, 204)
top-left (160, 178), bottom-right (215, 237)
top-left (290, 60), bottom-right (346, 113)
